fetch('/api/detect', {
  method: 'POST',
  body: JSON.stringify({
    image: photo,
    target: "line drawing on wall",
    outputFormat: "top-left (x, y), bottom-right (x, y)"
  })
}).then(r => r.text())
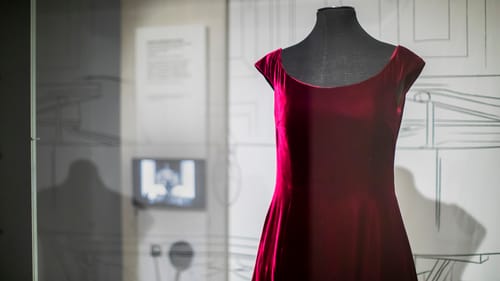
top-left (228, 0), bottom-right (500, 280)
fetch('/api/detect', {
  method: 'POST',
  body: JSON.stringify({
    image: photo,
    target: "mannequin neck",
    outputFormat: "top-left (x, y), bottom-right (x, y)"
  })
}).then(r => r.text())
top-left (306, 6), bottom-right (369, 46)
top-left (280, 6), bottom-right (396, 87)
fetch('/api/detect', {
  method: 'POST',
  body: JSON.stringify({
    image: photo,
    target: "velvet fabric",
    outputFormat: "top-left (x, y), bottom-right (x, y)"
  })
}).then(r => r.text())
top-left (252, 45), bottom-right (425, 281)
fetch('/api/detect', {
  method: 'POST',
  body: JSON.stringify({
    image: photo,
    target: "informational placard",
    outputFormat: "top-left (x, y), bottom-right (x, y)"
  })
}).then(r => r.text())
top-left (135, 25), bottom-right (207, 143)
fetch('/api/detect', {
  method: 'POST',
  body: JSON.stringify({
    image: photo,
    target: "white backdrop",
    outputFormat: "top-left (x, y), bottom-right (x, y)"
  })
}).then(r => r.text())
top-left (228, 0), bottom-right (500, 280)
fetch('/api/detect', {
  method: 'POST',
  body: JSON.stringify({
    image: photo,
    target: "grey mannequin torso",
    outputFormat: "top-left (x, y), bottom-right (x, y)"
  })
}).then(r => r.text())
top-left (281, 6), bottom-right (396, 88)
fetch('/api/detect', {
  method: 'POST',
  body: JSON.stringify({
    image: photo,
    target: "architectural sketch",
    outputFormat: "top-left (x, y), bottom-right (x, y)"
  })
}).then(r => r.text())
top-left (228, 0), bottom-right (500, 280)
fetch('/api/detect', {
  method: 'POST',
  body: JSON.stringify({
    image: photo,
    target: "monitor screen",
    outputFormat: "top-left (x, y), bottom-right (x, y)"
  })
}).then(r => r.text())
top-left (132, 158), bottom-right (205, 209)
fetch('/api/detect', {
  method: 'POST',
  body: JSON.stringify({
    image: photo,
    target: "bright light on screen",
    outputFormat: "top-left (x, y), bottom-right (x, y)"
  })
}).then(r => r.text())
top-left (135, 158), bottom-right (203, 208)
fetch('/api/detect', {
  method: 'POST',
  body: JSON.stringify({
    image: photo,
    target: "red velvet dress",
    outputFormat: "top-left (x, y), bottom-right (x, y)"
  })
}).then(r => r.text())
top-left (252, 45), bottom-right (425, 281)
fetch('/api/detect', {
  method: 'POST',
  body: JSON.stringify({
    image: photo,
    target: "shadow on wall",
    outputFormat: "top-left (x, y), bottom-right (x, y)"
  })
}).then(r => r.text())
top-left (37, 159), bottom-right (136, 281)
top-left (394, 166), bottom-right (487, 280)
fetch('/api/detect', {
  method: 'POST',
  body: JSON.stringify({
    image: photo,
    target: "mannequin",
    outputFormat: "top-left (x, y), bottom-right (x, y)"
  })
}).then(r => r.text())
top-left (281, 6), bottom-right (396, 89)
top-left (252, 7), bottom-right (425, 281)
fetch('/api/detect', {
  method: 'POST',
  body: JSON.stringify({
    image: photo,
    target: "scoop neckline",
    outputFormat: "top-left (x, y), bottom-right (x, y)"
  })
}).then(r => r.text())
top-left (278, 45), bottom-right (401, 90)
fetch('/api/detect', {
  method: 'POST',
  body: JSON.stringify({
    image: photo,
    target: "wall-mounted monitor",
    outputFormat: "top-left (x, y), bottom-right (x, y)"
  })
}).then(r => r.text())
top-left (132, 158), bottom-right (205, 209)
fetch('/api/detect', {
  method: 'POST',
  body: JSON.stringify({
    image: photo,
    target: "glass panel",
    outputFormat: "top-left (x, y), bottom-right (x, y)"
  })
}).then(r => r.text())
top-left (35, 0), bottom-right (228, 280)
top-left (31, 0), bottom-right (39, 280)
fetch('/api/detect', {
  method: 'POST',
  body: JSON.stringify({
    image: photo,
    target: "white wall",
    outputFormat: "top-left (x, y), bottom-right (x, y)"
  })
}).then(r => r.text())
top-left (120, 1), bottom-right (228, 280)
top-left (228, 0), bottom-right (500, 280)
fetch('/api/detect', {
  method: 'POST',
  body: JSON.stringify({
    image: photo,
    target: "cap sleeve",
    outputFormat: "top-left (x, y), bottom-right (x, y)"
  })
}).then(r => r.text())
top-left (397, 47), bottom-right (426, 111)
top-left (254, 50), bottom-right (277, 90)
